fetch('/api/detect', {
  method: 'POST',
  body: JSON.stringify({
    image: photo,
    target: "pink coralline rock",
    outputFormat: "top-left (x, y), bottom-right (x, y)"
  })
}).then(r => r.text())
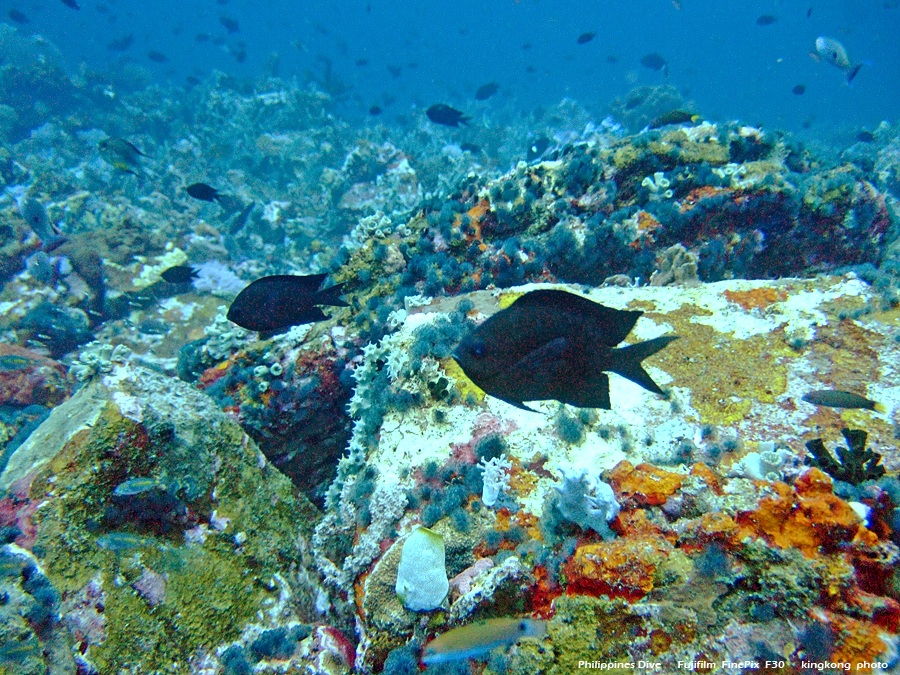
top-left (60, 574), bottom-right (108, 646)
top-left (0, 343), bottom-right (70, 407)
top-left (132, 567), bottom-right (167, 606)
top-left (300, 625), bottom-right (355, 674)
top-left (449, 557), bottom-right (495, 601)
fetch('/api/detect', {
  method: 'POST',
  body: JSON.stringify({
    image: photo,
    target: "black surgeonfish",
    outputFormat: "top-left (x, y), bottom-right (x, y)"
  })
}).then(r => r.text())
top-left (227, 274), bottom-right (347, 332)
top-left (452, 289), bottom-right (678, 412)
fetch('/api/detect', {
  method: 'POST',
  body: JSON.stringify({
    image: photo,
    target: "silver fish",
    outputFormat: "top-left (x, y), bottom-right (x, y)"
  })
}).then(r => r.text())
top-left (815, 36), bottom-right (862, 83)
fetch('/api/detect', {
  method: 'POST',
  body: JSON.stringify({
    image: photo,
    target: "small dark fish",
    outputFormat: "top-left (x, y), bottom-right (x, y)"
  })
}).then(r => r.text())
top-left (60, 0), bottom-right (79, 9)
top-left (227, 274), bottom-right (348, 332)
top-left (460, 142), bottom-right (481, 154)
top-left (756, 14), bottom-right (777, 25)
top-left (807, 6), bottom-right (813, 17)
top-left (107, 34), bottom-right (133, 51)
top-left (387, 64), bottom-right (402, 78)
top-left (195, 32), bottom-right (210, 42)
top-left (525, 65), bottom-right (536, 73)
top-left (185, 75), bottom-right (201, 87)
top-left (356, 58), bottom-right (369, 66)
top-left (606, 54), bottom-right (619, 64)
top-left (229, 200), bottom-right (255, 235)
top-left (521, 42), bottom-right (532, 50)
top-left (18, 197), bottom-right (54, 240)
top-left (452, 289), bottom-right (678, 411)
top-left (427, 104), bottom-right (470, 128)
top-left (526, 137), bottom-right (550, 161)
top-left (576, 31), bottom-right (596, 44)
top-left (98, 137), bottom-right (144, 174)
top-left (802, 390), bottom-right (885, 412)
top-left (219, 16), bottom-right (239, 33)
top-left (855, 130), bottom-right (876, 143)
top-left (369, 105), bottom-right (382, 115)
top-left (792, 84), bottom-right (807, 95)
top-left (475, 81), bottom-right (499, 100)
top-left (232, 46), bottom-right (247, 63)
top-left (148, 50), bottom-right (168, 63)
top-left (186, 183), bottom-right (221, 202)
top-left (649, 110), bottom-right (699, 129)
top-left (161, 265), bottom-right (198, 284)
top-left (8, 9), bottom-right (29, 23)
top-left (640, 52), bottom-right (667, 71)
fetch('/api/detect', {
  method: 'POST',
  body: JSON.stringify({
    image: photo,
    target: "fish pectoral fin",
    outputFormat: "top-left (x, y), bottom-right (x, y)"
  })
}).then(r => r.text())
top-left (514, 337), bottom-right (570, 377)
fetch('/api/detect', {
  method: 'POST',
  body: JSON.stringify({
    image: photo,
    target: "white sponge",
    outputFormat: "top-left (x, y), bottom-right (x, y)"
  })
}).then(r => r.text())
top-left (395, 527), bottom-right (449, 611)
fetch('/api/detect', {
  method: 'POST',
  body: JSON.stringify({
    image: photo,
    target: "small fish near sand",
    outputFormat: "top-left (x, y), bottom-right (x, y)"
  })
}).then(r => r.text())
top-left (98, 137), bottom-right (144, 175)
top-left (640, 52), bottom-right (667, 71)
top-left (576, 31), bottom-right (596, 44)
top-left (452, 289), bottom-right (678, 412)
top-left (426, 104), bottom-right (470, 127)
top-left (802, 390), bottom-right (886, 412)
top-left (8, 9), bottom-right (29, 24)
top-left (422, 618), bottom-right (547, 665)
top-left (226, 273), bottom-right (348, 332)
top-left (474, 81), bottom-right (499, 100)
top-left (815, 36), bottom-right (862, 83)
top-left (60, 0), bottom-right (79, 9)
top-left (648, 110), bottom-right (699, 129)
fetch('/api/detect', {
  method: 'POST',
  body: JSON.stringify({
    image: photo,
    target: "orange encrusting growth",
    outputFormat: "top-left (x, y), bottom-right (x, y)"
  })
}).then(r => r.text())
top-left (562, 536), bottom-right (673, 601)
top-left (723, 287), bottom-right (787, 311)
top-left (735, 469), bottom-right (869, 557)
top-left (607, 460), bottom-right (684, 507)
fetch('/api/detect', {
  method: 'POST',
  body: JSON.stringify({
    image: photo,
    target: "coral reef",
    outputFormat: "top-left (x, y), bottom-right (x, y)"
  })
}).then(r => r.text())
top-left (1, 32), bottom-right (900, 671)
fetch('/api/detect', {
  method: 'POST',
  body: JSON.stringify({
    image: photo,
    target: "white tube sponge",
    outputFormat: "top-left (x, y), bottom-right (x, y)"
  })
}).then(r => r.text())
top-left (395, 527), bottom-right (449, 611)
top-left (480, 454), bottom-right (512, 507)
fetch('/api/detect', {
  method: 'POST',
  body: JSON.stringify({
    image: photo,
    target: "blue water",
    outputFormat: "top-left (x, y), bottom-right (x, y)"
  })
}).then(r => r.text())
top-left (6, 0), bottom-right (898, 137)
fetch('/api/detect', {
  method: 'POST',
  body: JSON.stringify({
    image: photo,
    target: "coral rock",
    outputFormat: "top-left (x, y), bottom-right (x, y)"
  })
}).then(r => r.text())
top-left (563, 535), bottom-right (673, 601)
top-left (607, 460), bottom-right (684, 507)
top-left (737, 469), bottom-right (865, 557)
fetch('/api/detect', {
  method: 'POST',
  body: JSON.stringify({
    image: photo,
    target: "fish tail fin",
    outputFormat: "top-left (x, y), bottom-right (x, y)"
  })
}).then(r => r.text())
top-left (316, 281), bottom-right (348, 307)
top-left (610, 336), bottom-right (678, 396)
top-left (874, 401), bottom-right (887, 413)
top-left (847, 63), bottom-right (862, 83)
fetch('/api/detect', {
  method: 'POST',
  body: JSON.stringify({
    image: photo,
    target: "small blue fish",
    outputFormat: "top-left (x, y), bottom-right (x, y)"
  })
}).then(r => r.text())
top-left (113, 477), bottom-right (167, 497)
top-left (422, 618), bottom-right (547, 665)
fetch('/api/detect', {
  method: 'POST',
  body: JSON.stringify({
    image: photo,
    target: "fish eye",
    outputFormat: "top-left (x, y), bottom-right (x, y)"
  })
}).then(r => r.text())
top-left (471, 340), bottom-right (486, 357)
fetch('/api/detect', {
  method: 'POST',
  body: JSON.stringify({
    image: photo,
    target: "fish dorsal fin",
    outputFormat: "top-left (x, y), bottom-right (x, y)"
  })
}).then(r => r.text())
top-left (510, 290), bottom-right (641, 345)
top-left (265, 273), bottom-right (328, 291)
